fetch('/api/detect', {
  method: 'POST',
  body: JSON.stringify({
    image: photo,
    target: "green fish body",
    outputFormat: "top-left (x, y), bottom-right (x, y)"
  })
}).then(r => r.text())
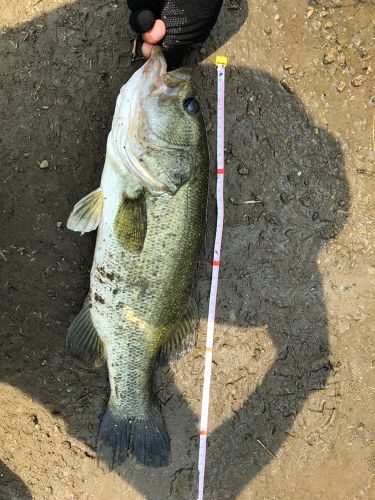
top-left (67, 47), bottom-right (208, 469)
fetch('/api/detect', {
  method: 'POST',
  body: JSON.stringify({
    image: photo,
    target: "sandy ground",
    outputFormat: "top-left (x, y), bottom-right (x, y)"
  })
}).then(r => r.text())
top-left (0, 0), bottom-right (374, 498)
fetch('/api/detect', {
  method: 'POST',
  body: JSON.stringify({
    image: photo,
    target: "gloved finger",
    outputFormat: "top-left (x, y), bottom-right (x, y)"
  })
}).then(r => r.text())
top-left (141, 42), bottom-right (154, 58)
top-left (127, 0), bottom-right (163, 16)
top-left (129, 9), bottom-right (156, 33)
top-left (142, 19), bottom-right (166, 44)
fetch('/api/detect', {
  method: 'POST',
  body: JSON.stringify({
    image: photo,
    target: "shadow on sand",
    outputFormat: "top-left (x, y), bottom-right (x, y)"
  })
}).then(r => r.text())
top-left (0, 1), bottom-right (349, 498)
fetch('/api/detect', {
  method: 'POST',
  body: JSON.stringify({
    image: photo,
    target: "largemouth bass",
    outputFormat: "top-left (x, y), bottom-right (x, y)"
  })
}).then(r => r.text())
top-left (66, 47), bottom-right (209, 469)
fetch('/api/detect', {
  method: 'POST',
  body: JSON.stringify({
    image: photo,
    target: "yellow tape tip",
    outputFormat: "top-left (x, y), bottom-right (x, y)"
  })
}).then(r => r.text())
top-left (215, 55), bottom-right (228, 67)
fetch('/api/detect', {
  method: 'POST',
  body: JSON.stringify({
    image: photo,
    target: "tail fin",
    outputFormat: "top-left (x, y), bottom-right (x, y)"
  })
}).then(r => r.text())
top-left (97, 408), bottom-right (170, 469)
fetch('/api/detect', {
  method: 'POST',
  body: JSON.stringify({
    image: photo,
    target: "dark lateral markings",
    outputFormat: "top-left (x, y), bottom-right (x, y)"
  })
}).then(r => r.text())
top-left (94, 293), bottom-right (105, 304)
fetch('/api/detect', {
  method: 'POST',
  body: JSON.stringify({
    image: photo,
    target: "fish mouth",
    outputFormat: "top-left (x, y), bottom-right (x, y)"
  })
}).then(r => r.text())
top-left (141, 46), bottom-right (192, 93)
top-left (141, 46), bottom-right (168, 90)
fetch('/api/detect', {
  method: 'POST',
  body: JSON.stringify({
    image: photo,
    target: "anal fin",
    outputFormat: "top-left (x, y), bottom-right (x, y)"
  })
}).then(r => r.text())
top-left (67, 305), bottom-right (105, 368)
top-left (67, 187), bottom-right (103, 233)
top-left (159, 297), bottom-right (200, 364)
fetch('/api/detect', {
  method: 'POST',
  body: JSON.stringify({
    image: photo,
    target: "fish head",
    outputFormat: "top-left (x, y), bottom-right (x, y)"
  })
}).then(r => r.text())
top-left (137, 47), bottom-right (208, 194)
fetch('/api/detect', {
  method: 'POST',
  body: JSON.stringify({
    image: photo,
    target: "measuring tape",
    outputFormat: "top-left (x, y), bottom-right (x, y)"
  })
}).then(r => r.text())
top-left (197, 54), bottom-right (228, 500)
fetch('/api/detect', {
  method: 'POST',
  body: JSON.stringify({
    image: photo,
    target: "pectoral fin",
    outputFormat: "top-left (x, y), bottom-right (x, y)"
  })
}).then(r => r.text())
top-left (114, 192), bottom-right (147, 254)
top-left (67, 187), bottom-right (103, 233)
top-left (159, 297), bottom-right (200, 364)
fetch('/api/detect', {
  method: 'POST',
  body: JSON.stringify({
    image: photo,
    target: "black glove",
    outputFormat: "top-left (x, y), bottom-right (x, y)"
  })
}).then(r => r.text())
top-left (128, 0), bottom-right (223, 68)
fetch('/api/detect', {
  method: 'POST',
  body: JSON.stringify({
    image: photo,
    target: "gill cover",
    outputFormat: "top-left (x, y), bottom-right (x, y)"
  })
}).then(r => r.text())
top-left (109, 46), bottom-right (205, 195)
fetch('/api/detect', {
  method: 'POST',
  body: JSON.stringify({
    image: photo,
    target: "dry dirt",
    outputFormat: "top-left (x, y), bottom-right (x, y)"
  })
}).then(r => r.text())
top-left (1, 0), bottom-right (374, 499)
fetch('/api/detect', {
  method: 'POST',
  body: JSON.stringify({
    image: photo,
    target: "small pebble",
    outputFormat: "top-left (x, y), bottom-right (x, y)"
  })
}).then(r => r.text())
top-left (39, 159), bottom-right (49, 169)
top-left (56, 221), bottom-right (63, 229)
top-left (337, 80), bottom-right (346, 92)
top-left (306, 8), bottom-right (314, 18)
top-left (351, 75), bottom-right (365, 87)
top-left (323, 52), bottom-right (335, 65)
top-left (238, 166), bottom-right (250, 175)
top-left (337, 52), bottom-right (346, 66)
top-left (324, 21), bottom-right (333, 29)
top-left (299, 194), bottom-right (313, 207)
top-left (264, 27), bottom-right (272, 35)
top-left (280, 192), bottom-right (290, 205)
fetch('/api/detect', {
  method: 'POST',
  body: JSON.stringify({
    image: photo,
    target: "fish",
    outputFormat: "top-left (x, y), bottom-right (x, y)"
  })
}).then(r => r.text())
top-left (66, 46), bottom-right (209, 470)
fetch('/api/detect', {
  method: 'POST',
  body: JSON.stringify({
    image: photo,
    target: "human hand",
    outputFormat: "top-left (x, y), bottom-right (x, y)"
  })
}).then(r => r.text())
top-left (128, 0), bottom-right (223, 68)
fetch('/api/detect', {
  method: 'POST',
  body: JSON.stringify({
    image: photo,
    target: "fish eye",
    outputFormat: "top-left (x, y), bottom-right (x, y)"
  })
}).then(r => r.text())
top-left (183, 97), bottom-right (200, 115)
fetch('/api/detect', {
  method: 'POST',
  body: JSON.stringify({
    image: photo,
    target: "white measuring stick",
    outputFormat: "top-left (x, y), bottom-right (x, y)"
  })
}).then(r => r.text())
top-left (197, 55), bottom-right (228, 500)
